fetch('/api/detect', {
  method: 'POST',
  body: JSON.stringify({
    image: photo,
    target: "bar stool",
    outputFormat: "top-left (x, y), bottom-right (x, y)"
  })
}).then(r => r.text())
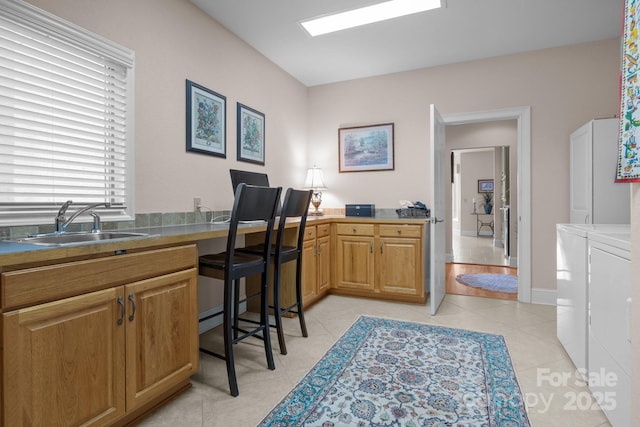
top-left (198, 183), bottom-right (282, 397)
top-left (238, 188), bottom-right (313, 355)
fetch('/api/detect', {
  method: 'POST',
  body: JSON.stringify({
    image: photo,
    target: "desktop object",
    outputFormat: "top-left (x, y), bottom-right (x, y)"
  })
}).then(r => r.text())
top-left (229, 169), bottom-right (270, 193)
top-left (229, 169), bottom-right (282, 214)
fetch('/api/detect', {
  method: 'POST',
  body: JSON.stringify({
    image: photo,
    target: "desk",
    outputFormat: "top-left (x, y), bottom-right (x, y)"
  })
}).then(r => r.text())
top-left (471, 212), bottom-right (494, 236)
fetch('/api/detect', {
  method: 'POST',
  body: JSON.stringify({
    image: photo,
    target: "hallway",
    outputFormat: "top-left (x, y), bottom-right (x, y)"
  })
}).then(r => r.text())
top-left (452, 231), bottom-right (509, 266)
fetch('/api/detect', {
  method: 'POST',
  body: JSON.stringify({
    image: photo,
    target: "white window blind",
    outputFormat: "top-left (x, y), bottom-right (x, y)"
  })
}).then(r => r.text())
top-left (0, 0), bottom-right (135, 225)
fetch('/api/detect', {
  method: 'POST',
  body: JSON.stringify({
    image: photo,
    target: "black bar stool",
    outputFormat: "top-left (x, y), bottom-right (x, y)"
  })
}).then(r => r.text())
top-left (238, 188), bottom-right (313, 355)
top-left (198, 183), bottom-right (282, 397)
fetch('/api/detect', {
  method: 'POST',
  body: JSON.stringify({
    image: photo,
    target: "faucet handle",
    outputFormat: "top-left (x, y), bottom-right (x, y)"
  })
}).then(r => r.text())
top-left (90, 211), bottom-right (101, 233)
top-left (57, 200), bottom-right (73, 216)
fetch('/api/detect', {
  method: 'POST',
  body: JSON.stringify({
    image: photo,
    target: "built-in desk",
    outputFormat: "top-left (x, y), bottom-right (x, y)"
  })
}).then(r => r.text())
top-left (0, 215), bottom-right (427, 426)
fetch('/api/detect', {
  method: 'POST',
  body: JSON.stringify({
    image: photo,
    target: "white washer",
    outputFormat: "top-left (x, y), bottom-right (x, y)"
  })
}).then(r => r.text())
top-left (556, 224), bottom-right (630, 376)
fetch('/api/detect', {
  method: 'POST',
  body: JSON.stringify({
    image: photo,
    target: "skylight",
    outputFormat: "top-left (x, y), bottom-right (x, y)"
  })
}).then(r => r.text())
top-left (301, 0), bottom-right (442, 37)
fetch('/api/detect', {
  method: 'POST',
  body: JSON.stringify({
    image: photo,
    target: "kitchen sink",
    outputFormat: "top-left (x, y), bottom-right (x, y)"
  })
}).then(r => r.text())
top-left (8, 231), bottom-right (149, 246)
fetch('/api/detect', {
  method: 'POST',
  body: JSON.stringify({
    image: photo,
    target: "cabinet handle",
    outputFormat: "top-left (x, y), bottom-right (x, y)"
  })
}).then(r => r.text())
top-left (117, 296), bottom-right (125, 326)
top-left (317, 243), bottom-right (322, 255)
top-left (128, 293), bottom-right (136, 322)
top-left (397, 229), bottom-right (402, 234)
top-left (380, 241), bottom-right (384, 253)
top-left (370, 241), bottom-right (373, 253)
top-left (353, 228), bottom-right (357, 233)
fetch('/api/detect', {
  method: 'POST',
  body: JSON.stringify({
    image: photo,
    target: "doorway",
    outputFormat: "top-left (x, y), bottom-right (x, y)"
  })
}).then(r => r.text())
top-left (440, 107), bottom-right (531, 303)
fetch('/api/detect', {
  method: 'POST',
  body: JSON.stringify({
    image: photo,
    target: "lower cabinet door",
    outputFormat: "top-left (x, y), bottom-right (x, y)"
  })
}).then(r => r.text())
top-left (335, 236), bottom-right (375, 291)
top-left (317, 235), bottom-right (331, 294)
top-left (301, 237), bottom-right (318, 305)
top-left (124, 268), bottom-right (198, 411)
top-left (376, 237), bottom-right (422, 296)
top-left (3, 287), bottom-right (126, 427)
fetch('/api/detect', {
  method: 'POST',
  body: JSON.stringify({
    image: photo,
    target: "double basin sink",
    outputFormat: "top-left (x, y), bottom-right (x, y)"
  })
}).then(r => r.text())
top-left (8, 231), bottom-right (149, 246)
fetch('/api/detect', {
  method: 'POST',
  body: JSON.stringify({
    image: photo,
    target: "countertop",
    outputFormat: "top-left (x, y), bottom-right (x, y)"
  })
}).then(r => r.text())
top-left (0, 215), bottom-right (428, 268)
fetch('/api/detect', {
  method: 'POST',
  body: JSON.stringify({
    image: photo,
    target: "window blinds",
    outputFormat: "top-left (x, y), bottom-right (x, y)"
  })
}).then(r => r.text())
top-left (0, 0), bottom-right (134, 224)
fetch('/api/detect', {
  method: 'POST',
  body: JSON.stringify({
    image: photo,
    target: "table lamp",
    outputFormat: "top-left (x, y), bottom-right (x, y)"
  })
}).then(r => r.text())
top-left (304, 166), bottom-right (328, 215)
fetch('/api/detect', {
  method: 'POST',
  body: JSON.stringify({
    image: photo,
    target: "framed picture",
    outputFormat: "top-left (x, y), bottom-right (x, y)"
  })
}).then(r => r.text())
top-left (478, 179), bottom-right (494, 193)
top-left (338, 123), bottom-right (394, 172)
top-left (237, 103), bottom-right (265, 165)
top-left (186, 80), bottom-right (226, 157)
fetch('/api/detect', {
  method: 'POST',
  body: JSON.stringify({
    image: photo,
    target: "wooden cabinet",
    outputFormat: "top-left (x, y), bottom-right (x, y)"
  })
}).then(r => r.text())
top-left (334, 222), bottom-right (425, 303)
top-left (301, 223), bottom-right (331, 307)
top-left (335, 223), bottom-right (375, 292)
top-left (2, 245), bottom-right (199, 427)
top-left (376, 225), bottom-right (423, 297)
top-left (3, 288), bottom-right (126, 426)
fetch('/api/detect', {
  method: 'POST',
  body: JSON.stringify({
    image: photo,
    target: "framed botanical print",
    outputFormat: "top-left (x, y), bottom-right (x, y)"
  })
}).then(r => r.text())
top-left (237, 103), bottom-right (265, 165)
top-left (186, 79), bottom-right (226, 157)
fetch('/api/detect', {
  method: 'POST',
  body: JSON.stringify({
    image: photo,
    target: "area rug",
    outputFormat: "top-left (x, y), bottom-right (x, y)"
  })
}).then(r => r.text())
top-left (455, 273), bottom-right (518, 294)
top-left (259, 316), bottom-right (529, 426)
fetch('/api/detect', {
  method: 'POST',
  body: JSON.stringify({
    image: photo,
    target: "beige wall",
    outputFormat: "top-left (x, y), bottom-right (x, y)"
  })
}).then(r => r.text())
top-left (308, 38), bottom-right (620, 293)
top-left (23, 2), bottom-right (622, 294)
top-left (458, 150), bottom-right (494, 233)
top-left (29, 0), bottom-right (309, 215)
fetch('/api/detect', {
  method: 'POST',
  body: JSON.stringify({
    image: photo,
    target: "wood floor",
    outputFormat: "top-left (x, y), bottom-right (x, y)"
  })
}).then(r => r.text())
top-left (446, 262), bottom-right (518, 301)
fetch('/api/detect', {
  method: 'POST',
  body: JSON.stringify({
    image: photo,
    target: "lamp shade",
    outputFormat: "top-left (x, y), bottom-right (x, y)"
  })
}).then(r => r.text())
top-left (304, 166), bottom-right (327, 190)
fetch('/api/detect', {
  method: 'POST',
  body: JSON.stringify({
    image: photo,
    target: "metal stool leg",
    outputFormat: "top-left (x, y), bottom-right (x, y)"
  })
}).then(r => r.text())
top-left (272, 261), bottom-right (287, 355)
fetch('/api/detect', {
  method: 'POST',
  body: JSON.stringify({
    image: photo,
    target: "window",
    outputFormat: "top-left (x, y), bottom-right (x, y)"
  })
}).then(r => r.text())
top-left (0, 0), bottom-right (135, 226)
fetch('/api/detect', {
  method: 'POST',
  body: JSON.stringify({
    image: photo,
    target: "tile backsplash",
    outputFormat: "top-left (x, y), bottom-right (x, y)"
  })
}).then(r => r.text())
top-left (0, 210), bottom-right (227, 239)
top-left (1, 207), bottom-right (405, 239)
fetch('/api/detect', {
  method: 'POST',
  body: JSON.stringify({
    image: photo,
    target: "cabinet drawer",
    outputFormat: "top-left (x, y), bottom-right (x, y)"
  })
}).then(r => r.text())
top-left (303, 226), bottom-right (316, 241)
top-left (378, 224), bottom-right (422, 238)
top-left (316, 223), bottom-right (331, 238)
top-left (1, 245), bottom-right (197, 310)
top-left (336, 223), bottom-right (374, 236)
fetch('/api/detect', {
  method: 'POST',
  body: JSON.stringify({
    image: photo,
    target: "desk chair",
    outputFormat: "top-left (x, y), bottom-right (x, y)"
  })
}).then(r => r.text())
top-left (198, 183), bottom-right (282, 397)
top-left (238, 188), bottom-right (313, 355)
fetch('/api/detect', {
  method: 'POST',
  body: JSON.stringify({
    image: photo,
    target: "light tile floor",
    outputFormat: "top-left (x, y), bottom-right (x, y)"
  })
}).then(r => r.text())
top-left (453, 232), bottom-right (509, 266)
top-left (139, 295), bottom-right (611, 427)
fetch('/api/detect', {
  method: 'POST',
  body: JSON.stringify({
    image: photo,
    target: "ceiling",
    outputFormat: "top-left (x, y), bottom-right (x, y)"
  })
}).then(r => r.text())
top-left (191, 0), bottom-right (623, 87)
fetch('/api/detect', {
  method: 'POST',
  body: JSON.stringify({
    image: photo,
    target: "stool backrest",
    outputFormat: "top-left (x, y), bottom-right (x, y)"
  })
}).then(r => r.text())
top-left (275, 188), bottom-right (313, 260)
top-left (227, 183), bottom-right (282, 264)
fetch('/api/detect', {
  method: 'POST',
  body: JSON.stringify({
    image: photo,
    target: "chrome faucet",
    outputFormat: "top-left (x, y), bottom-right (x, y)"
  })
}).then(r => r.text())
top-left (55, 200), bottom-right (111, 233)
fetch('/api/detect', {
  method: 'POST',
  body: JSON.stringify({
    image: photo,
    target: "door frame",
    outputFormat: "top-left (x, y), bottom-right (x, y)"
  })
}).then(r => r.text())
top-left (442, 106), bottom-right (531, 303)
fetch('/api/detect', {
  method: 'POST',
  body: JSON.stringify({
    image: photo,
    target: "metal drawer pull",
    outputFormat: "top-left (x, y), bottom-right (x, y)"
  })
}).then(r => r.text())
top-left (397, 229), bottom-right (402, 234)
top-left (117, 296), bottom-right (125, 325)
top-left (370, 241), bottom-right (373, 253)
top-left (353, 228), bottom-right (357, 233)
top-left (380, 241), bottom-right (384, 253)
top-left (128, 293), bottom-right (136, 321)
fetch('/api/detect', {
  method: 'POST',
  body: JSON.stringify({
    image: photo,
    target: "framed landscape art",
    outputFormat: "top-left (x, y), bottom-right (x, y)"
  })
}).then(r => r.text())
top-left (338, 123), bottom-right (394, 172)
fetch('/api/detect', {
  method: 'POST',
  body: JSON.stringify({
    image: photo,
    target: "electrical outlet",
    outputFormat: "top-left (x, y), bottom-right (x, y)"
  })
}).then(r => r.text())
top-left (193, 197), bottom-right (201, 211)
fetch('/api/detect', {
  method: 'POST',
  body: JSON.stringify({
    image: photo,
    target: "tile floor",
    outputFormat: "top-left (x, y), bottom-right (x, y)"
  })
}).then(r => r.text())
top-left (139, 295), bottom-right (611, 427)
top-left (452, 232), bottom-right (509, 266)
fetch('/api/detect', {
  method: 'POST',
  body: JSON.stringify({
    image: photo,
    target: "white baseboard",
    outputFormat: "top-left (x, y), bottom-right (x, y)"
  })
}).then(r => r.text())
top-left (530, 288), bottom-right (556, 306)
top-left (198, 301), bottom-right (247, 334)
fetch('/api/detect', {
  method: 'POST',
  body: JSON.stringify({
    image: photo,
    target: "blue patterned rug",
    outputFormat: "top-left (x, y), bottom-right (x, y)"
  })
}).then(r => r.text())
top-left (455, 274), bottom-right (518, 294)
top-left (259, 316), bottom-right (529, 426)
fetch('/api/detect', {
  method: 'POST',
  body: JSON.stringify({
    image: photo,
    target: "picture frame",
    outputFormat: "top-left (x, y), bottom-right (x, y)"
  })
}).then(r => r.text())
top-left (478, 179), bottom-right (494, 193)
top-left (237, 103), bottom-right (265, 165)
top-left (338, 123), bottom-right (394, 172)
top-left (186, 80), bottom-right (226, 158)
